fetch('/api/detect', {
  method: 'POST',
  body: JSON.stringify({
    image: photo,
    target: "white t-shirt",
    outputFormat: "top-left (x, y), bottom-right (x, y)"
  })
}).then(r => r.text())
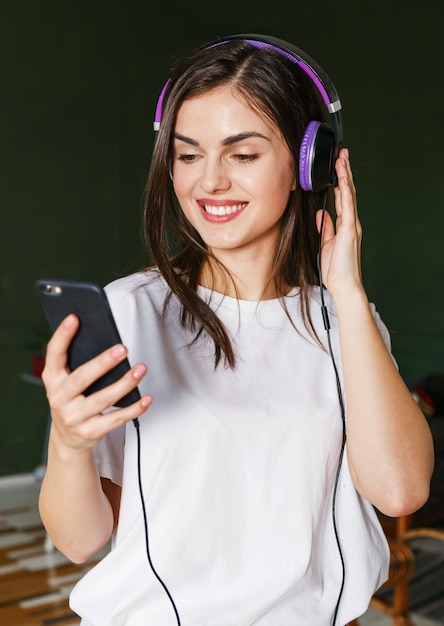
top-left (70, 270), bottom-right (390, 626)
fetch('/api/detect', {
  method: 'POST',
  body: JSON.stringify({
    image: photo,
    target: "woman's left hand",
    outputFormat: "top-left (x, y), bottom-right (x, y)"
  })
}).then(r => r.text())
top-left (316, 147), bottom-right (363, 301)
top-left (318, 149), bottom-right (434, 516)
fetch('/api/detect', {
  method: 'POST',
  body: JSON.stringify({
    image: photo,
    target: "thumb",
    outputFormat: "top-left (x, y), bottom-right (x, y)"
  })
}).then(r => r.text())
top-left (316, 209), bottom-right (335, 244)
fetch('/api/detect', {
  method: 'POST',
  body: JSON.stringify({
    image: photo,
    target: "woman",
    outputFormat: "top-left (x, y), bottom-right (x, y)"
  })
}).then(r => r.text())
top-left (39, 35), bottom-right (434, 625)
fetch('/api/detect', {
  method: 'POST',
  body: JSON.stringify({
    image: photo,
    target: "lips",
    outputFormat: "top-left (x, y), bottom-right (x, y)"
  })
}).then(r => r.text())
top-left (195, 200), bottom-right (248, 223)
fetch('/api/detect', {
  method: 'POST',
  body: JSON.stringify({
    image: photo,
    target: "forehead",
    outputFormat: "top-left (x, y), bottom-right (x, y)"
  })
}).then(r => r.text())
top-left (175, 86), bottom-right (278, 135)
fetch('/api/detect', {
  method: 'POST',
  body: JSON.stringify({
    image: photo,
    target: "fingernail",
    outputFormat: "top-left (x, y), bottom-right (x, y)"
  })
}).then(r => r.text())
top-left (140, 395), bottom-right (152, 408)
top-left (132, 364), bottom-right (146, 379)
top-left (63, 314), bottom-right (76, 327)
top-left (111, 344), bottom-right (126, 358)
top-left (344, 147), bottom-right (349, 158)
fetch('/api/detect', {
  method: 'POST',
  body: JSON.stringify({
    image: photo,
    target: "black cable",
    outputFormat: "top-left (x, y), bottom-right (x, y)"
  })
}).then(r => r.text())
top-left (133, 417), bottom-right (181, 625)
top-left (316, 193), bottom-right (347, 626)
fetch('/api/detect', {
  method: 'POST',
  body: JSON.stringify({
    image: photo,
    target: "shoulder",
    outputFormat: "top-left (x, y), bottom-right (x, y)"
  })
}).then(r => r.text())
top-left (105, 268), bottom-right (165, 297)
top-left (102, 269), bottom-right (176, 353)
top-left (104, 269), bottom-right (169, 310)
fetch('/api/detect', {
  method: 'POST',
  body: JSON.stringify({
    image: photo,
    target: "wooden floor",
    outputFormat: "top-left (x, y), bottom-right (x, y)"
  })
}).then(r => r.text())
top-left (0, 474), bottom-right (105, 626)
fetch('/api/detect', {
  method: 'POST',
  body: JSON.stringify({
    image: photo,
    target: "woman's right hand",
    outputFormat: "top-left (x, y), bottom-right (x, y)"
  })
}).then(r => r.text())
top-left (41, 313), bottom-right (152, 453)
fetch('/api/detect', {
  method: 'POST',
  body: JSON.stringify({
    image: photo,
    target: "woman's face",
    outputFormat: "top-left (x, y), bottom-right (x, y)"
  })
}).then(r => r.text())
top-left (171, 86), bottom-right (296, 262)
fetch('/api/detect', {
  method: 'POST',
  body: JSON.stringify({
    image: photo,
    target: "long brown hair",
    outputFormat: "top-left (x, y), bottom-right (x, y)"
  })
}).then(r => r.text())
top-left (144, 39), bottom-right (331, 368)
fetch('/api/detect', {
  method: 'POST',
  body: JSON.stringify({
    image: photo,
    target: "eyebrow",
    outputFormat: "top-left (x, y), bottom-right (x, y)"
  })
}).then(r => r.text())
top-left (173, 131), bottom-right (271, 147)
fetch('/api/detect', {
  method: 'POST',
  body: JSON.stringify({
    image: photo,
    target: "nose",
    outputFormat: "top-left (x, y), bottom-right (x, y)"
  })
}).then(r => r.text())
top-left (200, 156), bottom-right (231, 193)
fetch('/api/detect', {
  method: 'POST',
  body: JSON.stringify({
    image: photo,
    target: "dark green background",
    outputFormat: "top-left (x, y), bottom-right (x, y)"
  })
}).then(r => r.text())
top-left (1, 0), bottom-right (443, 475)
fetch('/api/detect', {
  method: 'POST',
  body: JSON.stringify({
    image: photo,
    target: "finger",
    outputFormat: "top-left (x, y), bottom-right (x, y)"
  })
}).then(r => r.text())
top-left (335, 150), bottom-right (356, 197)
top-left (78, 393), bottom-right (154, 442)
top-left (42, 315), bottom-right (80, 386)
top-left (316, 209), bottom-right (335, 242)
top-left (337, 147), bottom-right (352, 171)
top-left (101, 394), bottom-right (153, 429)
top-left (78, 361), bottom-right (149, 415)
top-left (341, 148), bottom-right (355, 187)
top-left (339, 148), bottom-right (356, 195)
top-left (334, 164), bottom-right (357, 226)
top-left (52, 392), bottom-right (154, 449)
top-left (62, 343), bottom-right (133, 400)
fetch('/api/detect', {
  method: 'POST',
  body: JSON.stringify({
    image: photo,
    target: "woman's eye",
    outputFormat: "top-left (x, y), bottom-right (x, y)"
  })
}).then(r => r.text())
top-left (177, 154), bottom-right (199, 163)
top-left (234, 154), bottom-right (258, 163)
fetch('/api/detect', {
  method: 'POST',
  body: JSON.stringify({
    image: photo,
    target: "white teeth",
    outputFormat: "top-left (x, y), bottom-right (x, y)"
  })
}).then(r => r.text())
top-left (204, 203), bottom-right (246, 216)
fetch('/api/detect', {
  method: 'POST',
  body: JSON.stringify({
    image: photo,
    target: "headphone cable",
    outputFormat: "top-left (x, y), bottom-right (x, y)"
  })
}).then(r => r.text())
top-left (133, 417), bottom-right (181, 625)
top-left (317, 193), bottom-right (347, 626)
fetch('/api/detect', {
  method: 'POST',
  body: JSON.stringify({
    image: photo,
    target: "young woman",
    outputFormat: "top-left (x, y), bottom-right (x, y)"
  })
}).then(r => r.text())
top-left (39, 35), bottom-right (434, 625)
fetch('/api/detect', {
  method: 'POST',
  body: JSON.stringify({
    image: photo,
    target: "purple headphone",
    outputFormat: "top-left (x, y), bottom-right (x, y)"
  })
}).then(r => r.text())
top-left (153, 34), bottom-right (343, 193)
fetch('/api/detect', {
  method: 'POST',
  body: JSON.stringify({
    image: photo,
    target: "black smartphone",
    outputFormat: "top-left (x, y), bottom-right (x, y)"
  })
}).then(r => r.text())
top-left (36, 278), bottom-right (141, 408)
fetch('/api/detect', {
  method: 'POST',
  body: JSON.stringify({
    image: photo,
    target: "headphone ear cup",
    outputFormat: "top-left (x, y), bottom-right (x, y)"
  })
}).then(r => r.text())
top-left (299, 121), bottom-right (336, 193)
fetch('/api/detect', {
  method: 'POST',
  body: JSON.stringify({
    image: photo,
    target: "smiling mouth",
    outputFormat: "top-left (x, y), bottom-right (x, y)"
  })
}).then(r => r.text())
top-left (203, 202), bottom-right (247, 216)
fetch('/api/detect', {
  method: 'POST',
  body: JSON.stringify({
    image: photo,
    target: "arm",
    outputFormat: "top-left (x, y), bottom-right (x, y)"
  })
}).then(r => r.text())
top-left (317, 149), bottom-right (434, 517)
top-left (38, 313), bottom-right (152, 563)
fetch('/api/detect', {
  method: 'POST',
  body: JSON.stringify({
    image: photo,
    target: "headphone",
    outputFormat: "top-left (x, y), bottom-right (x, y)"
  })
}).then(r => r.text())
top-left (153, 34), bottom-right (343, 194)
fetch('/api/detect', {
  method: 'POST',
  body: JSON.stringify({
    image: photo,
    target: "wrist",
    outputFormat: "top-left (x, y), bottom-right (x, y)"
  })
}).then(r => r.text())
top-left (48, 429), bottom-right (96, 465)
top-left (329, 284), bottom-right (370, 318)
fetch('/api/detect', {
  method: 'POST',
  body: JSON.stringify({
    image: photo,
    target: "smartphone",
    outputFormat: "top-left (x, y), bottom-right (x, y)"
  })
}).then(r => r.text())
top-left (36, 278), bottom-right (141, 408)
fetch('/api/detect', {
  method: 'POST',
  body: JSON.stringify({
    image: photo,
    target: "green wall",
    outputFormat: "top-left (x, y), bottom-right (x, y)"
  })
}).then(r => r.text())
top-left (1, 0), bottom-right (443, 475)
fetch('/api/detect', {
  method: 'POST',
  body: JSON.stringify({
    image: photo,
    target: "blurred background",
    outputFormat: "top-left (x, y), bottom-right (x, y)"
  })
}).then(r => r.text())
top-left (1, 0), bottom-right (443, 476)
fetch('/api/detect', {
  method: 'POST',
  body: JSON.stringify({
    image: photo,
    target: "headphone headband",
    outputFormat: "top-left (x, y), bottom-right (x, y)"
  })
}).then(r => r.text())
top-left (220, 35), bottom-right (342, 114)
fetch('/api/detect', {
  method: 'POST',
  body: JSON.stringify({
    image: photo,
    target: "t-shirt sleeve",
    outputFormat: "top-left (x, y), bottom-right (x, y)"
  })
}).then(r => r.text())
top-left (93, 422), bottom-right (125, 486)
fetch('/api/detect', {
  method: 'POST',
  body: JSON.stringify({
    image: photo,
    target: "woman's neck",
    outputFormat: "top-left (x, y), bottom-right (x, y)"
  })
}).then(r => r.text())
top-left (199, 252), bottom-right (290, 301)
